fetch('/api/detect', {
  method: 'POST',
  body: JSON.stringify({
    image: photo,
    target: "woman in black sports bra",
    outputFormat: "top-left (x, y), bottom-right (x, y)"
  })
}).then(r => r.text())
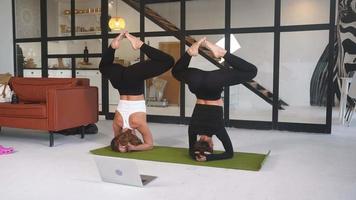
top-left (172, 37), bottom-right (257, 161)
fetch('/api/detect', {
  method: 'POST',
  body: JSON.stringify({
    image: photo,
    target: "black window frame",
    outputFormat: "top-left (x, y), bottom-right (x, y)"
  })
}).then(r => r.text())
top-left (12, 0), bottom-right (337, 133)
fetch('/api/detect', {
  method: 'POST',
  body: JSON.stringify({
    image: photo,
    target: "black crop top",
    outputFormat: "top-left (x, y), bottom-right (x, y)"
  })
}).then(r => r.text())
top-left (185, 69), bottom-right (225, 100)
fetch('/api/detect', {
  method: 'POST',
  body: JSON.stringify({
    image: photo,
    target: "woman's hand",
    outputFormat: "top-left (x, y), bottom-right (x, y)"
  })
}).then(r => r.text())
top-left (111, 31), bottom-right (125, 49)
top-left (127, 143), bottom-right (136, 152)
top-left (118, 145), bottom-right (128, 152)
top-left (195, 154), bottom-right (207, 162)
top-left (125, 32), bottom-right (143, 50)
top-left (187, 37), bottom-right (206, 56)
top-left (111, 38), bottom-right (120, 49)
top-left (117, 143), bottom-right (137, 152)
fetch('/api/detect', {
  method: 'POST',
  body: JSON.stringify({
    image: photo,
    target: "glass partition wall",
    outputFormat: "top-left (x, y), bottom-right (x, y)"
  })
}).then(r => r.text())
top-left (144, 36), bottom-right (181, 117)
top-left (13, 0), bottom-right (336, 133)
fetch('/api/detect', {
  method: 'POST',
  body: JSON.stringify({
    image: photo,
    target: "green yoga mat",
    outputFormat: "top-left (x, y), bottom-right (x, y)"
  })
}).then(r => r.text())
top-left (90, 146), bottom-right (270, 171)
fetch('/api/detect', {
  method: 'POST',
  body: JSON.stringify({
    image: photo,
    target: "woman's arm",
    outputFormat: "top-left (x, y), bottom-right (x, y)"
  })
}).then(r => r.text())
top-left (205, 128), bottom-right (234, 161)
top-left (141, 43), bottom-right (175, 66)
top-left (127, 131), bottom-right (153, 151)
top-left (222, 53), bottom-right (258, 84)
top-left (128, 141), bottom-right (153, 151)
top-left (171, 52), bottom-right (193, 82)
top-left (127, 114), bottom-right (153, 151)
top-left (188, 126), bottom-right (198, 159)
top-left (99, 46), bottom-right (126, 81)
top-left (99, 46), bottom-right (115, 76)
top-left (124, 44), bottom-right (175, 81)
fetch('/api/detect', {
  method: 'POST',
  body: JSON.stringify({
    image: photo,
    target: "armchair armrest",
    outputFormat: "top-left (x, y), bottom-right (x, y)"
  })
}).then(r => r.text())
top-left (47, 86), bottom-right (98, 131)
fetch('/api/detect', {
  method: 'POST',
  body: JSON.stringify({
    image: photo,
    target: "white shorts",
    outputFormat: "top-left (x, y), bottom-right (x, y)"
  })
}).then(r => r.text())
top-left (116, 100), bottom-right (146, 130)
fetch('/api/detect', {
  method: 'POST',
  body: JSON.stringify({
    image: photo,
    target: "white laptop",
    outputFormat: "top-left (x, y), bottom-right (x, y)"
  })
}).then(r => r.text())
top-left (94, 155), bottom-right (157, 187)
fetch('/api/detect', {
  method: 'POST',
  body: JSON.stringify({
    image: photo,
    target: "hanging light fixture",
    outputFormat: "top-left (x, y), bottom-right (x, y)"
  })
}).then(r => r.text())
top-left (108, 0), bottom-right (126, 31)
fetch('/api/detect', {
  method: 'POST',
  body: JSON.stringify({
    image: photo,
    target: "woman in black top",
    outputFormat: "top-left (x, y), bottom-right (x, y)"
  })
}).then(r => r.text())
top-left (100, 31), bottom-right (174, 152)
top-left (172, 37), bottom-right (257, 161)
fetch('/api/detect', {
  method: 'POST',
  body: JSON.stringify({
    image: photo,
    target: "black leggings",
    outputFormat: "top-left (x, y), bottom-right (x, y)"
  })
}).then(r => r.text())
top-left (172, 52), bottom-right (257, 88)
top-left (99, 44), bottom-right (174, 95)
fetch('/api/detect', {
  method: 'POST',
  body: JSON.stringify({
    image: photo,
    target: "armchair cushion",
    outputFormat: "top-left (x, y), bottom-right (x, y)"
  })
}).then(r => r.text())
top-left (0, 103), bottom-right (47, 119)
top-left (10, 78), bottom-right (89, 103)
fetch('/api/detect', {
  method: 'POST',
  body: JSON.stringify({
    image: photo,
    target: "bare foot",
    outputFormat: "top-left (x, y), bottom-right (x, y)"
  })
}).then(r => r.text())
top-left (187, 37), bottom-right (206, 56)
top-left (125, 32), bottom-right (143, 50)
top-left (111, 31), bottom-right (125, 49)
top-left (204, 40), bottom-right (227, 58)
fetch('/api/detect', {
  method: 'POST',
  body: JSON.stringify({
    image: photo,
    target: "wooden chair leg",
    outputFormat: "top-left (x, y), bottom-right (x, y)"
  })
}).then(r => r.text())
top-left (49, 132), bottom-right (54, 147)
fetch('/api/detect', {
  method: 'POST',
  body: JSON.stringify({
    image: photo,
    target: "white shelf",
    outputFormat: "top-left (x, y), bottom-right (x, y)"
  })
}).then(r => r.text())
top-left (64, 12), bottom-right (101, 17)
top-left (60, 31), bottom-right (102, 36)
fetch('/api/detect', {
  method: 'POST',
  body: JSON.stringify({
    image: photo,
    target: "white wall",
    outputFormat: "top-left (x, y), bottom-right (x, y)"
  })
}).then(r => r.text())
top-left (146, 2), bottom-right (180, 31)
top-left (230, 33), bottom-right (274, 110)
top-left (0, 0), bottom-right (14, 74)
top-left (280, 30), bottom-right (329, 107)
top-left (186, 0), bottom-right (225, 30)
top-left (47, 0), bottom-right (60, 37)
top-left (231, 0), bottom-right (275, 28)
top-left (281, 0), bottom-right (330, 25)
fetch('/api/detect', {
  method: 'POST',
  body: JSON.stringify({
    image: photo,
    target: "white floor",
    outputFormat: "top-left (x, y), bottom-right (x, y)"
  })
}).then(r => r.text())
top-left (1, 118), bottom-right (356, 200)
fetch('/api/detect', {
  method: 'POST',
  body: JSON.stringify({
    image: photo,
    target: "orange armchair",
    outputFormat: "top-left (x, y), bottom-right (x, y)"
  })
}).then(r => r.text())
top-left (0, 78), bottom-right (98, 146)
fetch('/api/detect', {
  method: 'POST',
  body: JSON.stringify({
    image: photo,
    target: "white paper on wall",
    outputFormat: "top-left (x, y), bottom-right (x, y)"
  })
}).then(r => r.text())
top-left (216, 35), bottom-right (241, 53)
